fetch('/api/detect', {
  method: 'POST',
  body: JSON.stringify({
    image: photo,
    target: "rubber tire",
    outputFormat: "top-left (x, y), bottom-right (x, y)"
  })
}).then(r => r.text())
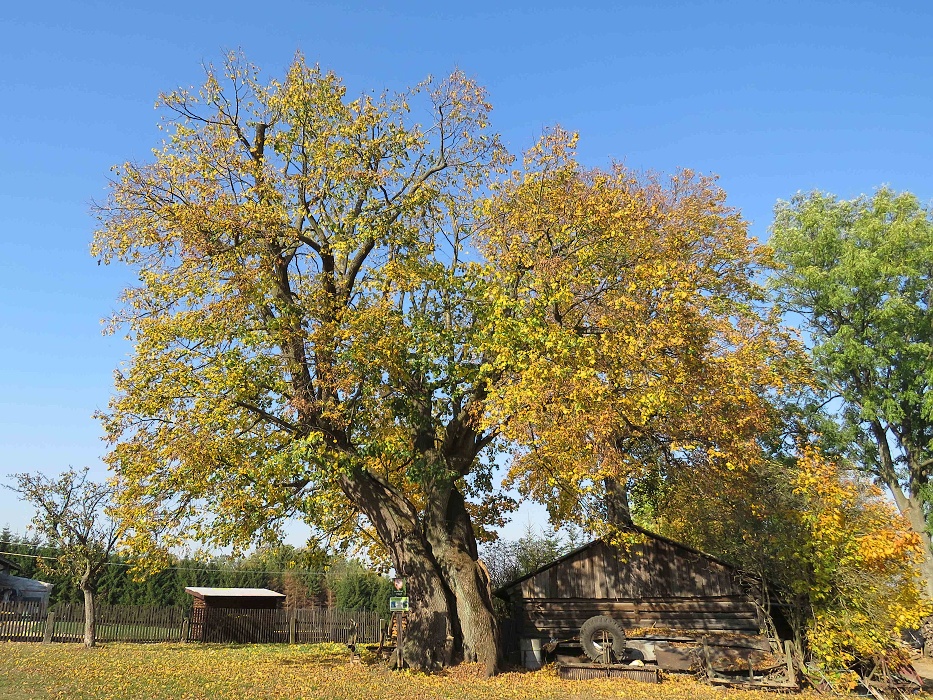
top-left (579, 615), bottom-right (626, 663)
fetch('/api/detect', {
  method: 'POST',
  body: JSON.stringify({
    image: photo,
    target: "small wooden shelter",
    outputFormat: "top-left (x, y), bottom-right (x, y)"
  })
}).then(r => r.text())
top-left (496, 527), bottom-right (766, 647)
top-left (185, 587), bottom-right (285, 610)
top-left (185, 587), bottom-right (286, 642)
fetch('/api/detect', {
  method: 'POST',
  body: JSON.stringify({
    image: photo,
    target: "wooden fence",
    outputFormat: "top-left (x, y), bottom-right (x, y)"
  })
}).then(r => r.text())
top-left (52, 604), bottom-right (187, 643)
top-left (190, 607), bottom-right (380, 644)
top-left (294, 607), bottom-right (382, 644)
top-left (0, 601), bottom-right (46, 642)
top-left (0, 601), bottom-right (382, 645)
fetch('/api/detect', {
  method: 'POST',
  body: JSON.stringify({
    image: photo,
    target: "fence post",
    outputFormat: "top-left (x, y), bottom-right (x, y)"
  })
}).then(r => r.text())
top-left (288, 607), bottom-right (297, 645)
top-left (180, 617), bottom-right (190, 643)
top-left (42, 611), bottom-right (56, 644)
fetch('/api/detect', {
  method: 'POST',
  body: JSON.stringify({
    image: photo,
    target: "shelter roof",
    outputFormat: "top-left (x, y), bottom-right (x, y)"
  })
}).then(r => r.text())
top-left (184, 587), bottom-right (285, 600)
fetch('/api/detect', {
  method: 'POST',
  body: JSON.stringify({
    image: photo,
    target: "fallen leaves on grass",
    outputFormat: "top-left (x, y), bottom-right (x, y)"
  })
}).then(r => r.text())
top-left (1, 642), bottom-right (822, 700)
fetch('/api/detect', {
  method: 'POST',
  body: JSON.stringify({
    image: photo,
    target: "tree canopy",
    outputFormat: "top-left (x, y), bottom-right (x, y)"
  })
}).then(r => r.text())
top-left (94, 53), bottom-right (841, 672)
top-left (94, 51), bottom-right (512, 671)
top-left (770, 187), bottom-right (933, 595)
top-left (6, 468), bottom-right (121, 647)
top-left (479, 129), bottom-right (804, 535)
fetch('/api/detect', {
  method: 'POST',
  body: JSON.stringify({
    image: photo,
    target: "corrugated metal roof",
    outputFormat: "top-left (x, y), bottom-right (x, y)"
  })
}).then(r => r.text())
top-left (184, 587), bottom-right (285, 598)
top-left (0, 573), bottom-right (53, 595)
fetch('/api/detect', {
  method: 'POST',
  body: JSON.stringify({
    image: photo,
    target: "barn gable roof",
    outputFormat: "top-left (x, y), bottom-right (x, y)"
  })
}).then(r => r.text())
top-left (494, 523), bottom-right (740, 597)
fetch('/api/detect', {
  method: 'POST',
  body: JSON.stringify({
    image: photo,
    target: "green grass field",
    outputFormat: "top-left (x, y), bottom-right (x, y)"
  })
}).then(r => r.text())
top-left (0, 641), bottom-right (833, 700)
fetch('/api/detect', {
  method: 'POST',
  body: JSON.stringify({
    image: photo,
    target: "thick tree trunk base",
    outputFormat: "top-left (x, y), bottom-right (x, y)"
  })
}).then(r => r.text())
top-left (426, 483), bottom-right (500, 675)
top-left (341, 470), bottom-right (503, 673)
top-left (340, 471), bottom-right (460, 671)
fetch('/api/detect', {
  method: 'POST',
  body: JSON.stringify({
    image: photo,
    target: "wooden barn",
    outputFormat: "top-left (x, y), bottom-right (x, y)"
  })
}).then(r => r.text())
top-left (185, 587), bottom-right (286, 643)
top-left (496, 527), bottom-right (767, 648)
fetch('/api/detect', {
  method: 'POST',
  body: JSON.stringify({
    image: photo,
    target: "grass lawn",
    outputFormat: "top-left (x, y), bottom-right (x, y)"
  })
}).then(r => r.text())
top-left (0, 641), bottom-right (832, 700)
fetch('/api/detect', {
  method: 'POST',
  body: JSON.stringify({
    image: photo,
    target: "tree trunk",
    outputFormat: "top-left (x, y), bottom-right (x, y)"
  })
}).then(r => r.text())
top-left (888, 484), bottom-right (933, 598)
top-left (393, 548), bottom-right (459, 671)
top-left (81, 572), bottom-right (96, 648)
top-left (425, 482), bottom-right (499, 676)
top-left (340, 466), bottom-right (503, 673)
top-left (870, 420), bottom-right (933, 598)
top-left (603, 476), bottom-right (633, 527)
top-left (339, 470), bottom-right (458, 671)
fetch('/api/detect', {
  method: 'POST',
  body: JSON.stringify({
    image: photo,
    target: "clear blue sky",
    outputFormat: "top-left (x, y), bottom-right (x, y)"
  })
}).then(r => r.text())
top-left (2, 0), bottom-right (931, 543)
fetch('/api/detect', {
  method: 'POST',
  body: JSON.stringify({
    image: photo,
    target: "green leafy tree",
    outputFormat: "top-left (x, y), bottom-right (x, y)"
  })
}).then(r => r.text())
top-left (328, 558), bottom-right (392, 616)
top-left (6, 468), bottom-right (122, 647)
top-left (480, 523), bottom-right (581, 590)
top-left (770, 188), bottom-right (933, 595)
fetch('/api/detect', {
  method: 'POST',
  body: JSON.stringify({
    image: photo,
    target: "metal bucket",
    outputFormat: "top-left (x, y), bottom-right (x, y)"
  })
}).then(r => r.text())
top-left (520, 638), bottom-right (543, 669)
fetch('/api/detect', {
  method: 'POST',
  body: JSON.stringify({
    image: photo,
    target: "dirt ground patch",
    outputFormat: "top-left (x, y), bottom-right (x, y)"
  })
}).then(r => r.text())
top-left (913, 657), bottom-right (933, 679)
top-left (911, 656), bottom-right (933, 693)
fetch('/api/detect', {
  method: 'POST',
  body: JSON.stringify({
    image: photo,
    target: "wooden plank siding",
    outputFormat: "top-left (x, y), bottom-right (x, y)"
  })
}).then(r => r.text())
top-left (515, 540), bottom-right (745, 601)
top-left (498, 534), bottom-right (764, 642)
top-left (514, 597), bottom-right (761, 639)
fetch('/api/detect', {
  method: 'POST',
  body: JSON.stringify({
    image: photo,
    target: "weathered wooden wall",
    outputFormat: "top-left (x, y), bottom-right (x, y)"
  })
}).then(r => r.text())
top-left (498, 537), bottom-right (763, 640)
top-left (511, 539), bottom-right (744, 600)
top-left (513, 596), bottom-right (760, 639)
top-left (195, 596), bottom-right (282, 610)
top-left (189, 606), bottom-right (382, 643)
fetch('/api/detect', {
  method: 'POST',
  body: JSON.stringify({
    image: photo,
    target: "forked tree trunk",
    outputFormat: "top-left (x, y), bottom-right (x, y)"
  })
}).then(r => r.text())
top-left (339, 471), bottom-right (458, 670)
top-left (425, 482), bottom-right (499, 676)
top-left (341, 469), bottom-right (501, 673)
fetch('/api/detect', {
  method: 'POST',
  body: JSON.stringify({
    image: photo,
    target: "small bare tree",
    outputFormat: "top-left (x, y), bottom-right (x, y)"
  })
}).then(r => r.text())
top-left (7, 468), bottom-right (121, 647)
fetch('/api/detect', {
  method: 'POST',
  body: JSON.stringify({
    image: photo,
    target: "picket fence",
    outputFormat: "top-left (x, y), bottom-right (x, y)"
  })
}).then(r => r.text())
top-left (0, 601), bottom-right (382, 645)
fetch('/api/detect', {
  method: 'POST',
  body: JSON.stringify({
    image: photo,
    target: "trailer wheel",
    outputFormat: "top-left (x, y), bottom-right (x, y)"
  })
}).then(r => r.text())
top-left (580, 615), bottom-right (626, 663)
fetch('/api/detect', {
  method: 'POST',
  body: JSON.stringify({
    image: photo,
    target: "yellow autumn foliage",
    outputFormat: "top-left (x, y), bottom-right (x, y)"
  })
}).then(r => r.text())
top-left (478, 127), bottom-right (806, 533)
top-left (660, 442), bottom-right (929, 674)
top-left (91, 51), bottom-right (512, 564)
top-left (792, 447), bottom-right (930, 669)
top-left (0, 642), bottom-right (826, 700)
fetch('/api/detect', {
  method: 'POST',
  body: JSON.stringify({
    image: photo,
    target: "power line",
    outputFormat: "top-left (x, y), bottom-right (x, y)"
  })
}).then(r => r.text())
top-left (0, 550), bottom-right (330, 576)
